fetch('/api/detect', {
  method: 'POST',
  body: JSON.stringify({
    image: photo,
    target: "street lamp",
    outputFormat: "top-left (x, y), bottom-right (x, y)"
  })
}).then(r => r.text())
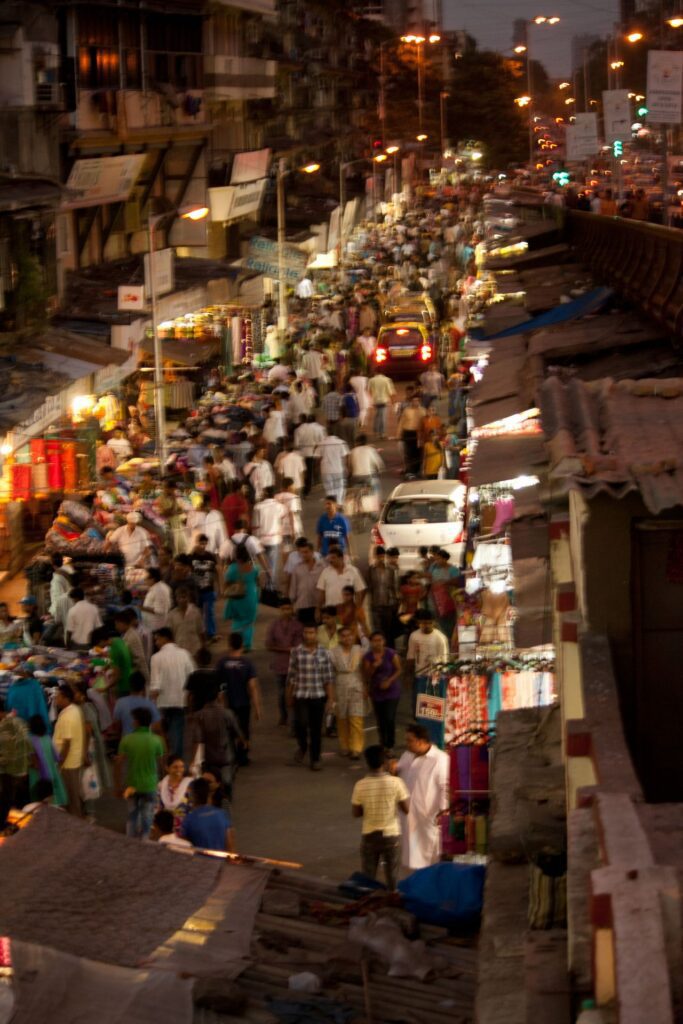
top-left (277, 159), bottom-right (319, 337)
top-left (401, 30), bottom-right (441, 134)
top-left (520, 16), bottom-right (560, 168)
top-left (148, 203), bottom-right (208, 471)
top-left (626, 30), bottom-right (644, 42)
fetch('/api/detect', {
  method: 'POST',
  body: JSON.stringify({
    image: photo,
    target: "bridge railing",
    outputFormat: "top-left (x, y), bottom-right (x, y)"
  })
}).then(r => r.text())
top-left (565, 211), bottom-right (683, 336)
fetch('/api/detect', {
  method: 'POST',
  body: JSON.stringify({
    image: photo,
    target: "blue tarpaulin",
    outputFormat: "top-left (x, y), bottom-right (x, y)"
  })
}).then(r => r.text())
top-left (472, 286), bottom-right (614, 341)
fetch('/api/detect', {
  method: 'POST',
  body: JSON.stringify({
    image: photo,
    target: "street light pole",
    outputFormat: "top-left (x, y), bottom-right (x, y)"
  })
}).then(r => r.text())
top-left (417, 41), bottom-right (424, 133)
top-left (440, 91), bottom-right (449, 159)
top-left (277, 157), bottom-right (288, 337)
top-left (147, 215), bottom-right (165, 473)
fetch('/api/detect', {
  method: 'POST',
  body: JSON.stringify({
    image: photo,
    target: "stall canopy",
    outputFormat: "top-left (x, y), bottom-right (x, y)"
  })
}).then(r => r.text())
top-left (476, 286), bottom-right (613, 341)
top-left (139, 336), bottom-right (219, 366)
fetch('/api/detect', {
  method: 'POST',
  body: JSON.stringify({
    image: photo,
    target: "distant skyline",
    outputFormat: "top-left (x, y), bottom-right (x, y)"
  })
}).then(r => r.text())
top-left (443, 0), bottom-right (619, 76)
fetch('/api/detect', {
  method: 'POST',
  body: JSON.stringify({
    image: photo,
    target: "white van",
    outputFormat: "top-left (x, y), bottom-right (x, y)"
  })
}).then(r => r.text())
top-left (370, 481), bottom-right (467, 571)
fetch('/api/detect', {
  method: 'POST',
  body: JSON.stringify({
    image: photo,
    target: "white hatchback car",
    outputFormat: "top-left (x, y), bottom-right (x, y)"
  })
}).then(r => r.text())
top-left (370, 480), bottom-right (467, 571)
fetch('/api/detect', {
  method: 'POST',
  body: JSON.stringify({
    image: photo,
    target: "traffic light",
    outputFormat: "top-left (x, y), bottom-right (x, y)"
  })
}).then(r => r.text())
top-left (552, 170), bottom-right (570, 187)
top-left (372, 139), bottom-right (383, 150)
top-left (637, 105), bottom-right (648, 117)
top-left (613, 140), bottom-right (623, 157)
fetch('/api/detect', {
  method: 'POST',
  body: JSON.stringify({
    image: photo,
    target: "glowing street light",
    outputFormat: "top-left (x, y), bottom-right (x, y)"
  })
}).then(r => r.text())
top-left (416, 133), bottom-right (428, 141)
top-left (385, 145), bottom-right (400, 154)
top-left (611, 59), bottom-right (624, 69)
top-left (428, 33), bottom-right (441, 43)
top-left (626, 30), bottom-right (644, 42)
top-left (302, 163), bottom-right (320, 174)
top-left (669, 17), bottom-right (683, 28)
top-left (514, 44), bottom-right (527, 54)
top-left (401, 29), bottom-right (441, 133)
top-left (515, 95), bottom-right (531, 107)
top-left (374, 153), bottom-right (388, 162)
top-left (558, 81), bottom-right (571, 89)
top-left (564, 97), bottom-right (575, 105)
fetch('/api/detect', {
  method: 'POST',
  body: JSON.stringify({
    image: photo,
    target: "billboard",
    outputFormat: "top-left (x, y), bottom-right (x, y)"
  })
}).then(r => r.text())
top-left (647, 50), bottom-right (683, 124)
top-left (64, 154), bottom-right (146, 209)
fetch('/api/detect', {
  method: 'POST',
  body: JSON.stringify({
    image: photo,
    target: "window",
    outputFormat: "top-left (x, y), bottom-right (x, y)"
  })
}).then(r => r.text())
top-left (383, 500), bottom-right (458, 525)
top-left (77, 10), bottom-right (119, 90)
top-left (146, 14), bottom-right (203, 89)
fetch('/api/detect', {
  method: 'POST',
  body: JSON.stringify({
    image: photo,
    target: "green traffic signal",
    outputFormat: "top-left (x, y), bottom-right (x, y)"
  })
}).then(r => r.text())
top-left (637, 106), bottom-right (648, 117)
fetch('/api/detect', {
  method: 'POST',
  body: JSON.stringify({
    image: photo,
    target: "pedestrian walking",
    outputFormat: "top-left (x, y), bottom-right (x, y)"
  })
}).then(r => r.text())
top-left (265, 597), bottom-right (303, 725)
top-left (362, 632), bottom-right (402, 752)
top-left (223, 546), bottom-right (261, 650)
top-left (190, 685), bottom-right (243, 802)
top-left (391, 723), bottom-right (450, 869)
top-left (167, 587), bottom-right (205, 657)
top-left (150, 627), bottom-right (195, 760)
top-left (368, 546), bottom-right (399, 644)
top-left (287, 625), bottom-right (334, 771)
top-left (314, 434), bottom-right (349, 504)
top-left (216, 633), bottom-right (262, 765)
top-left (253, 485), bottom-right (287, 583)
top-left (115, 706), bottom-right (164, 838)
top-left (189, 534), bottom-right (219, 642)
top-left (367, 369), bottom-right (396, 439)
top-left (0, 697), bottom-right (32, 827)
top-left (351, 744), bottom-right (410, 891)
top-left (329, 627), bottom-right (365, 760)
top-left (53, 683), bottom-right (87, 817)
top-left (181, 776), bottom-right (235, 853)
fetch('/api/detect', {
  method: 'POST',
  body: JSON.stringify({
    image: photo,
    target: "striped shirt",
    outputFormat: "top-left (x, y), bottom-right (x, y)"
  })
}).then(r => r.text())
top-left (321, 391), bottom-right (343, 422)
top-left (351, 773), bottom-right (410, 836)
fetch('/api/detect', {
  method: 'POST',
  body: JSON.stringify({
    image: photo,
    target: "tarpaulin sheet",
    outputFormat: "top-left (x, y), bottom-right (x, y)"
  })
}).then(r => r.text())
top-left (475, 286), bottom-right (613, 341)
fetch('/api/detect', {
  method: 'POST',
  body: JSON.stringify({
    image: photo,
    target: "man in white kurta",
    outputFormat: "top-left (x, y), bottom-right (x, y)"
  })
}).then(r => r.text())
top-left (395, 723), bottom-right (450, 870)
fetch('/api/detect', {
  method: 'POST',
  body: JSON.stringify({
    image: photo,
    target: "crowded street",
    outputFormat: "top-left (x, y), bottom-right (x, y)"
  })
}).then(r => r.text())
top-left (3, 1), bottom-right (683, 1021)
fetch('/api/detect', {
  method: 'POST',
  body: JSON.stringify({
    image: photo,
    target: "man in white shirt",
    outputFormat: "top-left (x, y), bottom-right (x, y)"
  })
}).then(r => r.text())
top-left (65, 587), bottom-right (102, 648)
top-left (367, 371), bottom-right (396, 439)
top-left (301, 344), bottom-right (325, 402)
top-left (314, 434), bottom-right (349, 504)
top-left (253, 486), bottom-right (287, 581)
top-left (142, 567), bottom-right (173, 632)
top-left (349, 435), bottom-right (384, 493)
top-left (106, 428), bottom-right (133, 466)
top-left (107, 512), bottom-right (152, 567)
top-left (243, 448), bottom-right (275, 502)
top-left (274, 439), bottom-right (306, 493)
top-left (393, 722), bottom-right (450, 869)
top-left (316, 547), bottom-right (366, 611)
top-left (267, 362), bottom-right (292, 385)
top-left (287, 381), bottom-right (314, 424)
top-left (149, 627), bottom-right (195, 759)
top-left (49, 553), bottom-right (74, 617)
top-left (357, 329), bottom-right (376, 360)
top-left (219, 518), bottom-right (269, 575)
top-left (295, 275), bottom-right (314, 299)
top-left (294, 415), bottom-right (326, 496)
top-left (406, 611), bottom-right (449, 680)
top-left (420, 365), bottom-right (445, 408)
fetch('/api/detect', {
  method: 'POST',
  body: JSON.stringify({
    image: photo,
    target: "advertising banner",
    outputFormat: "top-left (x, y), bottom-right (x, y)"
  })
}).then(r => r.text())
top-left (603, 89), bottom-right (631, 144)
top-left (647, 50), bottom-right (683, 124)
top-left (64, 154), bottom-right (146, 209)
top-left (143, 247), bottom-right (174, 298)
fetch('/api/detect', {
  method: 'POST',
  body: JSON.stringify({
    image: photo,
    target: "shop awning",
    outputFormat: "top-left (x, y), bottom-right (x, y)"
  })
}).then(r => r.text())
top-left (479, 286), bottom-right (613, 341)
top-left (139, 337), bottom-right (219, 366)
top-left (468, 433), bottom-right (547, 487)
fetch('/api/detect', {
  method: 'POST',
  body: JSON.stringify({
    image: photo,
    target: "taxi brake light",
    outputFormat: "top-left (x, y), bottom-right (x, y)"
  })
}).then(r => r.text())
top-left (375, 346), bottom-right (388, 363)
top-left (396, 328), bottom-right (409, 335)
top-left (420, 344), bottom-right (432, 362)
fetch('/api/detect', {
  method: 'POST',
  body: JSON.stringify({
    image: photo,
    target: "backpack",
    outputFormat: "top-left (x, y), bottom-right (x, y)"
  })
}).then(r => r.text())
top-left (343, 392), bottom-right (360, 418)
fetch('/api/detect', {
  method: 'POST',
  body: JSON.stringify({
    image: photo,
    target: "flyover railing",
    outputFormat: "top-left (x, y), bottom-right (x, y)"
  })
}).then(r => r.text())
top-left (565, 211), bottom-right (683, 336)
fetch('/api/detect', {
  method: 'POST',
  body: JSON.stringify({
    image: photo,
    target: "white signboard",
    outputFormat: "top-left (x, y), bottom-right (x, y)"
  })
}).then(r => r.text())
top-left (117, 285), bottom-right (145, 311)
top-left (231, 148), bottom-right (271, 184)
top-left (247, 236), bottom-right (307, 272)
top-left (565, 113), bottom-right (599, 161)
top-left (144, 247), bottom-right (174, 298)
top-left (64, 154), bottom-right (146, 209)
top-left (602, 90), bottom-right (631, 144)
top-left (647, 50), bottom-right (683, 124)
top-left (209, 179), bottom-right (266, 222)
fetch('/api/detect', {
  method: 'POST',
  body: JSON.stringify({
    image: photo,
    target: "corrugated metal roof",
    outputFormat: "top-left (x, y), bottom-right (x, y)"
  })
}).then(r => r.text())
top-left (468, 433), bottom-right (547, 487)
top-left (539, 376), bottom-right (683, 514)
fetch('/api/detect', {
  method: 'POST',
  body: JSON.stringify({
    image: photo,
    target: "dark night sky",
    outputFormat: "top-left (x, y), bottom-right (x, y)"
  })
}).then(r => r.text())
top-left (443, 0), bottom-right (619, 75)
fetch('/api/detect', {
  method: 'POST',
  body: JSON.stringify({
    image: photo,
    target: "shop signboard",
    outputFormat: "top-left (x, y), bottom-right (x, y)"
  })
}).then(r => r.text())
top-left (63, 154), bottom-right (146, 209)
top-left (231, 148), bottom-right (271, 184)
top-left (144, 247), bottom-right (174, 298)
top-left (209, 179), bottom-right (266, 223)
top-left (244, 236), bottom-right (307, 280)
top-left (117, 285), bottom-right (145, 311)
top-left (602, 89), bottom-right (631, 144)
top-left (566, 113), bottom-right (599, 161)
top-left (647, 50), bottom-right (683, 124)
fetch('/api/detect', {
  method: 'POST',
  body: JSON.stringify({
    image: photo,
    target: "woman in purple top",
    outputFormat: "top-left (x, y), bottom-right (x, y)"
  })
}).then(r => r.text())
top-left (362, 631), bottom-right (402, 753)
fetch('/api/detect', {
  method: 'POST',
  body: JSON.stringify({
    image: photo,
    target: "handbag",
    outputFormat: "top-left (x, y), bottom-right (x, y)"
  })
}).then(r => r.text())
top-left (81, 764), bottom-right (101, 802)
top-left (225, 581), bottom-right (245, 598)
top-left (260, 584), bottom-right (280, 608)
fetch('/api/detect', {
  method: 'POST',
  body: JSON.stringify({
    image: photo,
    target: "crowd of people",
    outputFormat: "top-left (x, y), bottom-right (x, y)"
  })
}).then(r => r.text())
top-left (0, 184), bottom-right (487, 888)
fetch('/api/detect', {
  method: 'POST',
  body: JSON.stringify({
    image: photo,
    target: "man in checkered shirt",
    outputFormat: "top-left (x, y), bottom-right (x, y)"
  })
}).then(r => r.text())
top-left (287, 625), bottom-right (334, 771)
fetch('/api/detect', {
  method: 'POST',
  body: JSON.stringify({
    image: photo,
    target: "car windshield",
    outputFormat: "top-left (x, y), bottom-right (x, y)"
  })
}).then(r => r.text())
top-left (383, 499), bottom-right (458, 524)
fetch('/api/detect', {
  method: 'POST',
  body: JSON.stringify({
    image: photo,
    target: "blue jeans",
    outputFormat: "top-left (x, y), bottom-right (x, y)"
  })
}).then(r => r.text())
top-left (126, 792), bottom-right (156, 839)
top-left (373, 404), bottom-right (387, 437)
top-left (163, 707), bottom-right (185, 760)
top-left (199, 588), bottom-right (216, 638)
top-left (263, 543), bottom-right (281, 582)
